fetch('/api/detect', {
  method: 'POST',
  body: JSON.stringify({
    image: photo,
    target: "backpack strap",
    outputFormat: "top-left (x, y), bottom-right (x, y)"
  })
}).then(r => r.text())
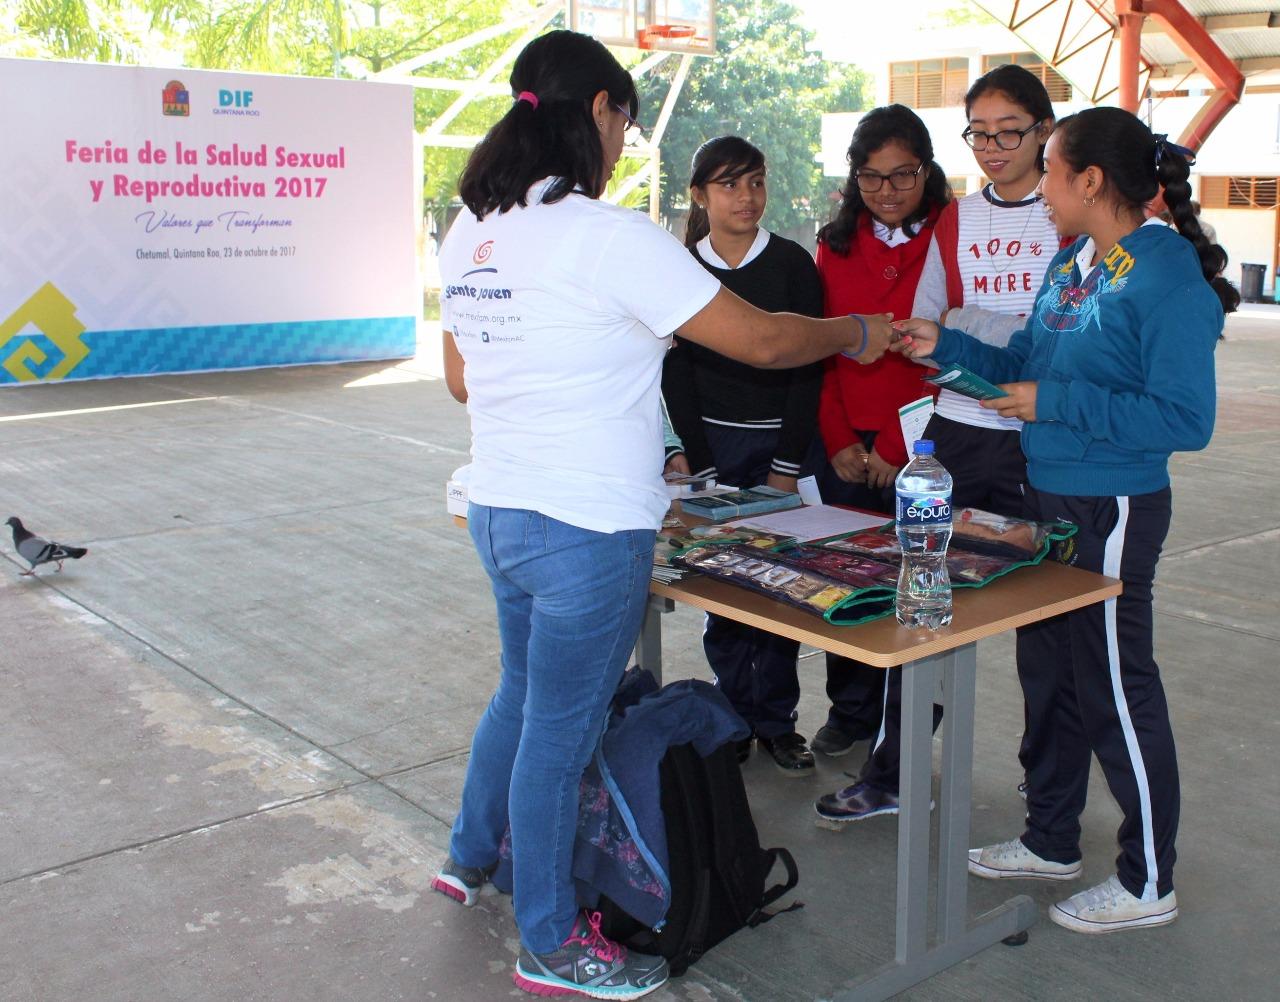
top-left (746, 847), bottom-right (802, 927)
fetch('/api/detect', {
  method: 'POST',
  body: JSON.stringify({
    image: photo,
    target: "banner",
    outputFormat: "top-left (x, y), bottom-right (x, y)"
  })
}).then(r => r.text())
top-left (0, 58), bottom-right (417, 385)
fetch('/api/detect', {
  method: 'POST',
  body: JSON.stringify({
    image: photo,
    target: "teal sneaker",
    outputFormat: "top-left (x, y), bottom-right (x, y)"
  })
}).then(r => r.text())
top-left (430, 856), bottom-right (495, 907)
top-left (513, 910), bottom-right (668, 999)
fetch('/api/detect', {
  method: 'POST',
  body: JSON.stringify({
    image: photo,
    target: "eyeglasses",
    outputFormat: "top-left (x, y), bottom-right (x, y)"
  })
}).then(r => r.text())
top-left (961, 120), bottom-right (1045, 152)
top-left (615, 103), bottom-right (645, 135)
top-left (853, 163), bottom-right (926, 193)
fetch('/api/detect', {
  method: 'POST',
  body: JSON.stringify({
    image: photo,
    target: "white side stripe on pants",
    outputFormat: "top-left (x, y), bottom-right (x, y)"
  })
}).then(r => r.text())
top-left (1102, 496), bottom-right (1160, 902)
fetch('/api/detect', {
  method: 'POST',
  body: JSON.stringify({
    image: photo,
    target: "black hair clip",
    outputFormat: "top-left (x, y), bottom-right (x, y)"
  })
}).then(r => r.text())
top-left (1153, 134), bottom-right (1197, 167)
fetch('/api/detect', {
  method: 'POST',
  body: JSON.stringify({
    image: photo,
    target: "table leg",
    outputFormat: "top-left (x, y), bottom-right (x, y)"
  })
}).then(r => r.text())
top-left (896, 652), bottom-right (938, 964)
top-left (634, 593), bottom-right (673, 685)
top-left (831, 644), bottom-right (1037, 1001)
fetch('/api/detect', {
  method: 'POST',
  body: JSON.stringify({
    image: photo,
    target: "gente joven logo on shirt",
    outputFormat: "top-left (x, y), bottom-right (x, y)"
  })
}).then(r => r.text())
top-left (446, 239), bottom-right (513, 300)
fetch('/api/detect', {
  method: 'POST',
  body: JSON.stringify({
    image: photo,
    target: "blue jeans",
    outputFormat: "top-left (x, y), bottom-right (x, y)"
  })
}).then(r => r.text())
top-left (450, 504), bottom-right (655, 953)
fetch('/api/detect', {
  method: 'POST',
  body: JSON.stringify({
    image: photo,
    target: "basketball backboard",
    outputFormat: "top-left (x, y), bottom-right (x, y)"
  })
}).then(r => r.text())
top-left (567, 0), bottom-right (715, 56)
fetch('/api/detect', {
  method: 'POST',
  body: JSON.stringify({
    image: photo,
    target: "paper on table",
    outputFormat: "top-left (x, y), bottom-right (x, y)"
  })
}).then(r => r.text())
top-left (898, 395), bottom-right (935, 454)
top-left (726, 504), bottom-right (891, 542)
top-left (796, 475), bottom-right (823, 506)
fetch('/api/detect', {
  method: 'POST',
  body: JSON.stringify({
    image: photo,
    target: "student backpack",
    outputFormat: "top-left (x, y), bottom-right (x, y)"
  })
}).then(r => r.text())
top-left (596, 739), bottom-right (801, 976)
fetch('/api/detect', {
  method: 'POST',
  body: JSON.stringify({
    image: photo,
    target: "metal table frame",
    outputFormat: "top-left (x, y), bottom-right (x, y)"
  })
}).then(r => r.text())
top-left (633, 560), bottom-right (1118, 1000)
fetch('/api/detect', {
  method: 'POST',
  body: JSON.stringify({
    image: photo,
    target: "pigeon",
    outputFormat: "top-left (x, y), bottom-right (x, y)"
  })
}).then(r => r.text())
top-left (6, 517), bottom-right (88, 576)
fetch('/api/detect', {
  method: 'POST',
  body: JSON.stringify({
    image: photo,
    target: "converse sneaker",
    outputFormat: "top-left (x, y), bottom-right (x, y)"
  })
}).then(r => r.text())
top-left (431, 856), bottom-right (495, 907)
top-left (967, 838), bottom-right (1082, 881)
top-left (1050, 874), bottom-right (1178, 934)
top-left (514, 910), bottom-right (668, 999)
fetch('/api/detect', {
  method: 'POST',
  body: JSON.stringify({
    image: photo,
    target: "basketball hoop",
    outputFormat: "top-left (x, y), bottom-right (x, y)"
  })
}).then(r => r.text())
top-left (636, 23), bottom-right (698, 50)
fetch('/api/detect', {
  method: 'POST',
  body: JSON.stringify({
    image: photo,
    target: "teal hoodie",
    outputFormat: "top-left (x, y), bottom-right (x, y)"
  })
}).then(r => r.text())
top-left (930, 222), bottom-right (1222, 497)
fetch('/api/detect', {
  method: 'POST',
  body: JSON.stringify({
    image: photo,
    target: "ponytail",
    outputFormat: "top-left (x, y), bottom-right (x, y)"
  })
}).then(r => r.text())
top-left (458, 30), bottom-right (637, 219)
top-left (1055, 109), bottom-right (1240, 319)
top-left (684, 202), bottom-right (711, 249)
top-left (1155, 137), bottom-right (1240, 315)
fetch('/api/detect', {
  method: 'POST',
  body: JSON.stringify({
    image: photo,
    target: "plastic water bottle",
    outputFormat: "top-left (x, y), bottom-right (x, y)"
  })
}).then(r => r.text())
top-left (894, 440), bottom-right (953, 629)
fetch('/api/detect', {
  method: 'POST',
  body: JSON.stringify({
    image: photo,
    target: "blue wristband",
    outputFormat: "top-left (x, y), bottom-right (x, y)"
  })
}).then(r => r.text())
top-left (842, 314), bottom-right (868, 359)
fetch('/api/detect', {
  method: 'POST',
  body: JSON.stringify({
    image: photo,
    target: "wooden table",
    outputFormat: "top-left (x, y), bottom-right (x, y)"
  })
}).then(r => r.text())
top-left (638, 558), bottom-right (1120, 1001)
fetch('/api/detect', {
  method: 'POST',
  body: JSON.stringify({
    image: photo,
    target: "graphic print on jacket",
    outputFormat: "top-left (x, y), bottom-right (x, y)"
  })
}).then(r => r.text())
top-left (1036, 242), bottom-right (1133, 335)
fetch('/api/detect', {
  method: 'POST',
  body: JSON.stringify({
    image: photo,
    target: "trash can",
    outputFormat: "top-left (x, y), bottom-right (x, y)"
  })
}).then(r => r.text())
top-left (1274, 267), bottom-right (1280, 304)
top-left (1240, 262), bottom-right (1265, 303)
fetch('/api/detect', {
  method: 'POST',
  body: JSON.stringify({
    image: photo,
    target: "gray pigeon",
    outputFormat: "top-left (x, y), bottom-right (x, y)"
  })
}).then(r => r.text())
top-left (6, 517), bottom-right (88, 576)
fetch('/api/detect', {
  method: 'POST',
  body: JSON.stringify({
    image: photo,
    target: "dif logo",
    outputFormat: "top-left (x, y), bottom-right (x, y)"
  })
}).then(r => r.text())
top-left (897, 495), bottom-right (952, 527)
top-left (219, 89), bottom-right (254, 108)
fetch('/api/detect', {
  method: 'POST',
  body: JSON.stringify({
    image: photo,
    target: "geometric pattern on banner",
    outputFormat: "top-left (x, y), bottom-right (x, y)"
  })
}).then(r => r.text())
top-left (0, 315), bottom-right (416, 384)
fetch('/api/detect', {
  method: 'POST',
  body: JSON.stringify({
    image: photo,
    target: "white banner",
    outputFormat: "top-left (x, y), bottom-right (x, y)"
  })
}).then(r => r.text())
top-left (0, 58), bottom-right (417, 383)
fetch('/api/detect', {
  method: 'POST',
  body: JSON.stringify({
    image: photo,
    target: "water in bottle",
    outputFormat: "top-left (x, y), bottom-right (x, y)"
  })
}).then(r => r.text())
top-left (895, 440), bottom-right (953, 629)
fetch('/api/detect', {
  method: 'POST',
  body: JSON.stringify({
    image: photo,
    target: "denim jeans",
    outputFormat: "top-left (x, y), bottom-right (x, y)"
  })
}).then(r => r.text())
top-left (450, 504), bottom-right (656, 953)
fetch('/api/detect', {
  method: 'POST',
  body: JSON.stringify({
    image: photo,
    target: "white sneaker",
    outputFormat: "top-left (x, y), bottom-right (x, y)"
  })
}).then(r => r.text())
top-left (1050, 874), bottom-right (1178, 934)
top-left (967, 837), bottom-right (1083, 881)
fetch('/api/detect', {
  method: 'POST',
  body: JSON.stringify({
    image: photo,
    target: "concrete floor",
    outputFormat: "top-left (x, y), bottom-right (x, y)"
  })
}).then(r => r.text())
top-left (2, 304), bottom-right (1277, 1002)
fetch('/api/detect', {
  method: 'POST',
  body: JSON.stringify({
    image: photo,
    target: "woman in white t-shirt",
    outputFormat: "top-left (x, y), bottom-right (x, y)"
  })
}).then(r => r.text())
top-left (430, 30), bottom-right (893, 1000)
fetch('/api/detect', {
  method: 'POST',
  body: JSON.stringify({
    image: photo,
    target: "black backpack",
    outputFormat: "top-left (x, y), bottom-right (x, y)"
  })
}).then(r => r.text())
top-left (596, 740), bottom-right (801, 976)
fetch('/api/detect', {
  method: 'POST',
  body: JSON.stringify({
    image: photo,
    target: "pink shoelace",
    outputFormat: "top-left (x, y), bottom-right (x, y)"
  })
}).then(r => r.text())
top-left (564, 911), bottom-right (625, 963)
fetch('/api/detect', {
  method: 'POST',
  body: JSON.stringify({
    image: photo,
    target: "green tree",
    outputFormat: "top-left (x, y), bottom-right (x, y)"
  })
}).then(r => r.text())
top-left (638, 0), bottom-right (868, 235)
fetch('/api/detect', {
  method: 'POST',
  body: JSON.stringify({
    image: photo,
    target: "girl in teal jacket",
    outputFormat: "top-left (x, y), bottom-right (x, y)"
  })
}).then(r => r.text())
top-left (894, 107), bottom-right (1237, 935)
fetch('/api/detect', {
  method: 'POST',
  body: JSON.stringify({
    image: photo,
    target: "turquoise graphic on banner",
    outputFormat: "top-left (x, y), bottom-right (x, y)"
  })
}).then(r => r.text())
top-left (0, 316), bottom-right (415, 384)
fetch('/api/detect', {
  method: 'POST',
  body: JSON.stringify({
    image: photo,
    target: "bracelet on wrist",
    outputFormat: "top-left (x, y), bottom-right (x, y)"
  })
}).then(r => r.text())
top-left (841, 314), bottom-right (869, 359)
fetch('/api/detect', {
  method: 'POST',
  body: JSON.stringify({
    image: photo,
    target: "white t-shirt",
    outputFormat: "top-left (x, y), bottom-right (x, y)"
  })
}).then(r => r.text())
top-left (440, 180), bottom-right (721, 533)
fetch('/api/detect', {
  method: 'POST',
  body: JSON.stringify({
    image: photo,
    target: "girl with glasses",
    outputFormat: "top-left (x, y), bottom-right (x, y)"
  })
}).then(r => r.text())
top-left (894, 106), bottom-right (1237, 934)
top-left (805, 104), bottom-right (952, 768)
top-left (433, 30), bottom-right (894, 998)
top-left (820, 65), bottom-right (1069, 825)
top-left (662, 136), bottom-right (825, 776)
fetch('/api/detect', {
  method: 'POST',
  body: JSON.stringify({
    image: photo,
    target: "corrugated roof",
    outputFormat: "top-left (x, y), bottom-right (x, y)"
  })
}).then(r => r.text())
top-left (974, 0), bottom-right (1280, 93)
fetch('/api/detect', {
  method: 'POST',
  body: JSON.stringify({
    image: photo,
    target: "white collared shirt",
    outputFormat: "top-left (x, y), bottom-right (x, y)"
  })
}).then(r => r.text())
top-left (695, 228), bottom-right (772, 269)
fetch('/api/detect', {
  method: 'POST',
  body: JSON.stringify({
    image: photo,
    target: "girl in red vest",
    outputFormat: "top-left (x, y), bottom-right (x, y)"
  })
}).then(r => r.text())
top-left (809, 105), bottom-right (953, 759)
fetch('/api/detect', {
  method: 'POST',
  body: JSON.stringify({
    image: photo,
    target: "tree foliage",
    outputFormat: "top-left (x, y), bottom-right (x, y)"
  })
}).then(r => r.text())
top-left (639, 0), bottom-right (867, 234)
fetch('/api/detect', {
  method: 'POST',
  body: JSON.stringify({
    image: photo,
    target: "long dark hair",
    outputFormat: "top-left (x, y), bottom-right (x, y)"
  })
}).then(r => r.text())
top-left (683, 136), bottom-right (766, 249)
top-left (457, 30), bottom-right (638, 219)
top-left (1054, 108), bottom-right (1239, 315)
top-left (965, 64), bottom-right (1054, 171)
top-left (817, 104), bottom-right (950, 254)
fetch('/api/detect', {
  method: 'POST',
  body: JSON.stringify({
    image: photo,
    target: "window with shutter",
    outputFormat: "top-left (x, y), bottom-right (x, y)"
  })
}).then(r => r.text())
top-left (889, 58), bottom-right (970, 109)
top-left (1200, 177), bottom-right (1280, 209)
top-left (981, 52), bottom-right (1072, 103)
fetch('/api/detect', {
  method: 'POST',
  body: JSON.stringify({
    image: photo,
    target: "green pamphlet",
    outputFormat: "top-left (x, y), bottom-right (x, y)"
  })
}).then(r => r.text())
top-left (924, 362), bottom-right (1009, 400)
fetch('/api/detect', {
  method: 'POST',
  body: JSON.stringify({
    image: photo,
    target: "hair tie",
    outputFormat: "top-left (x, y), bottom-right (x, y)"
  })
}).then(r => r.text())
top-left (515, 90), bottom-right (539, 110)
top-left (1153, 134), bottom-right (1196, 167)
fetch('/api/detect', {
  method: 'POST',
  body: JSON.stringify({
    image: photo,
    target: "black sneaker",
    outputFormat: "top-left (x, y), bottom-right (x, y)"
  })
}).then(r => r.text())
top-left (810, 724), bottom-right (861, 757)
top-left (756, 732), bottom-right (815, 775)
top-left (431, 856), bottom-right (495, 907)
top-left (734, 736), bottom-right (753, 764)
top-left (815, 781), bottom-right (900, 823)
top-left (514, 910), bottom-right (668, 999)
